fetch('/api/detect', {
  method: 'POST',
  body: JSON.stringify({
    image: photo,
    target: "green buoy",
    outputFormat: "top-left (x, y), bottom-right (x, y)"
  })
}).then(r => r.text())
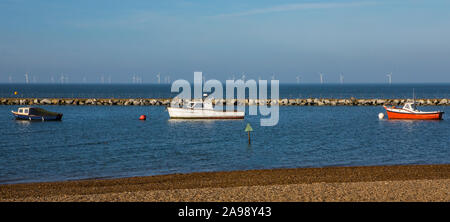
top-left (244, 123), bottom-right (253, 145)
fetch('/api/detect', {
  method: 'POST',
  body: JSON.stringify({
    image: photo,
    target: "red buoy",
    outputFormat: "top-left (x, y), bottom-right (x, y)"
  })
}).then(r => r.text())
top-left (139, 115), bottom-right (146, 120)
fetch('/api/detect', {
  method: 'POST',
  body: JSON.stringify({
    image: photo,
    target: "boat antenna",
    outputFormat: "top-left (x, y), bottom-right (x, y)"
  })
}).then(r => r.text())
top-left (413, 88), bottom-right (415, 105)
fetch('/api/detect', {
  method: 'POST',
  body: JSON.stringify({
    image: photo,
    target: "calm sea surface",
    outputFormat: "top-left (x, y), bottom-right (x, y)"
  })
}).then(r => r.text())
top-left (0, 84), bottom-right (449, 184)
top-left (1, 83), bottom-right (449, 99)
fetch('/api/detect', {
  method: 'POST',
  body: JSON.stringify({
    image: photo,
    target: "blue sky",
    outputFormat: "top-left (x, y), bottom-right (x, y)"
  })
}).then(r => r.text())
top-left (1, 0), bottom-right (450, 83)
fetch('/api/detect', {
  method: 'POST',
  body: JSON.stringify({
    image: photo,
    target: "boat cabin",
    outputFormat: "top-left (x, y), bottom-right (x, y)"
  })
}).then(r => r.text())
top-left (17, 107), bottom-right (30, 115)
top-left (17, 107), bottom-right (45, 116)
top-left (185, 101), bottom-right (213, 110)
top-left (402, 102), bottom-right (418, 111)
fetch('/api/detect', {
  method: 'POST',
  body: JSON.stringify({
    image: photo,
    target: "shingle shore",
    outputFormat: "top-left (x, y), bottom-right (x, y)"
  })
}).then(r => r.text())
top-left (1, 97), bottom-right (449, 106)
top-left (1, 164), bottom-right (449, 202)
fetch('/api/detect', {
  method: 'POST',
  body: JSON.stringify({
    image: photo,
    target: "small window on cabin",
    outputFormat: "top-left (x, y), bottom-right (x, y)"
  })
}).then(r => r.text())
top-left (19, 109), bottom-right (23, 113)
top-left (24, 109), bottom-right (29, 114)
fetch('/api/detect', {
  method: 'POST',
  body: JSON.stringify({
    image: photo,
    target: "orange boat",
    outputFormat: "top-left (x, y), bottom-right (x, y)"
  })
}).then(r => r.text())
top-left (384, 102), bottom-right (444, 120)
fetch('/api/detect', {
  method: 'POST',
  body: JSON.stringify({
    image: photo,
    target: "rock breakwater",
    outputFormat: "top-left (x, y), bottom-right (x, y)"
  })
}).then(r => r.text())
top-left (1, 98), bottom-right (449, 106)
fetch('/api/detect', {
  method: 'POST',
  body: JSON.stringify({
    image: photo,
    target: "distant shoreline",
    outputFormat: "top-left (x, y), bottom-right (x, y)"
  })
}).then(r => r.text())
top-left (1, 97), bottom-right (449, 106)
top-left (1, 164), bottom-right (449, 202)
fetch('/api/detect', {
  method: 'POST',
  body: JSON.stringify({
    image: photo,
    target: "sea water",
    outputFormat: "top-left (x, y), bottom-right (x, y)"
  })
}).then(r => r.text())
top-left (1, 83), bottom-right (449, 99)
top-left (0, 103), bottom-right (449, 184)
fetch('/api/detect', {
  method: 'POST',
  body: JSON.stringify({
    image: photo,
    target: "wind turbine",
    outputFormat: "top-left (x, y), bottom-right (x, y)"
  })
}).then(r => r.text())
top-left (241, 73), bottom-right (246, 82)
top-left (8, 75), bottom-right (12, 83)
top-left (296, 75), bottom-right (301, 84)
top-left (156, 73), bottom-right (161, 84)
top-left (386, 72), bottom-right (392, 84)
top-left (271, 74), bottom-right (275, 80)
top-left (319, 72), bottom-right (324, 84)
top-left (25, 73), bottom-right (29, 84)
top-left (340, 73), bottom-right (344, 84)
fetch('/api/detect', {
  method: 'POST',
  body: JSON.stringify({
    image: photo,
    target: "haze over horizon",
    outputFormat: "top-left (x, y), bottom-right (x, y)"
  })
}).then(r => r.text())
top-left (1, 0), bottom-right (450, 84)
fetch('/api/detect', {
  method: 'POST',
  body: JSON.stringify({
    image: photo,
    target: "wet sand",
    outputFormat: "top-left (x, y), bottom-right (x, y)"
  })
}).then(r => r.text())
top-left (1, 164), bottom-right (449, 202)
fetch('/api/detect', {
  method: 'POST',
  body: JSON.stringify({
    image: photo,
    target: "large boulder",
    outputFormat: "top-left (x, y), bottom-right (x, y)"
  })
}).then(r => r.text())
top-left (357, 99), bottom-right (366, 105)
top-left (248, 99), bottom-right (257, 105)
top-left (376, 99), bottom-right (385, 105)
top-left (85, 99), bottom-right (94, 105)
top-left (40, 99), bottom-right (52, 104)
top-left (51, 99), bottom-right (60, 105)
top-left (288, 99), bottom-right (297, 105)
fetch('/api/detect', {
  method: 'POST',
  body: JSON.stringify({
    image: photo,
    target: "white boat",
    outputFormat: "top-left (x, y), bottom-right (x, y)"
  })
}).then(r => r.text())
top-left (167, 100), bottom-right (244, 119)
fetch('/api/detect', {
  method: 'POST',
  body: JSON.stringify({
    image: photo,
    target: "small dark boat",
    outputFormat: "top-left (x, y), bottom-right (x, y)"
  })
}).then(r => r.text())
top-left (11, 107), bottom-right (63, 121)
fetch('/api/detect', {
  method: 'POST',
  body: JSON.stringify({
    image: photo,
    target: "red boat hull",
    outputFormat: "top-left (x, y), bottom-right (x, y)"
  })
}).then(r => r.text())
top-left (385, 109), bottom-right (444, 120)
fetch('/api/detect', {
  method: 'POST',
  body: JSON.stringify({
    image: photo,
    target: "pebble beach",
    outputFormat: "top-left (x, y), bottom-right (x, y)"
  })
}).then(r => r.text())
top-left (1, 164), bottom-right (449, 202)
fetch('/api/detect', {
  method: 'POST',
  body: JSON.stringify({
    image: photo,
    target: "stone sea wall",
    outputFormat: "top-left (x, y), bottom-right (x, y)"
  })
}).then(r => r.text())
top-left (0, 97), bottom-right (449, 106)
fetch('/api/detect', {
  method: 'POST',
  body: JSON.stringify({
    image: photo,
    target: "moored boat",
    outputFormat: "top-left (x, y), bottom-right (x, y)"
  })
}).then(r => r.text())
top-left (167, 100), bottom-right (244, 119)
top-left (12, 107), bottom-right (63, 121)
top-left (383, 102), bottom-right (444, 120)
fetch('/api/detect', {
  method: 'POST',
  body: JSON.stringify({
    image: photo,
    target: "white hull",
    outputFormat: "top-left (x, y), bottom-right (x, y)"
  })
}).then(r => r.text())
top-left (167, 107), bottom-right (244, 119)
